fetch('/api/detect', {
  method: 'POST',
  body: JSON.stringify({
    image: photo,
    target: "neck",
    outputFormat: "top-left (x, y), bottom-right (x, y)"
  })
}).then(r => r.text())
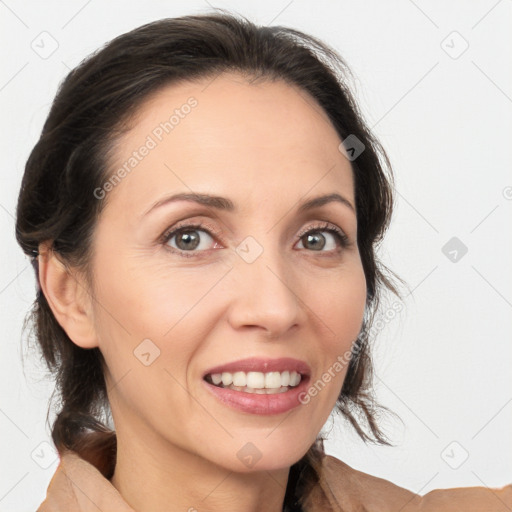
top-left (110, 422), bottom-right (291, 512)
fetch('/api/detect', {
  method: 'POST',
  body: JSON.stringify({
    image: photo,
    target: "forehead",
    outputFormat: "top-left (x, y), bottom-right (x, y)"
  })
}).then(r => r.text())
top-left (104, 73), bottom-right (354, 216)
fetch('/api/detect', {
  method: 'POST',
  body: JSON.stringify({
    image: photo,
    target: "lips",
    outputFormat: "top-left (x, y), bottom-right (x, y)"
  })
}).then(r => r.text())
top-left (202, 357), bottom-right (311, 379)
top-left (202, 369), bottom-right (311, 415)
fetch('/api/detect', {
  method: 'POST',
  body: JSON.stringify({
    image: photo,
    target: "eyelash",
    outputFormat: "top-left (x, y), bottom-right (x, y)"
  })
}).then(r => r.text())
top-left (160, 220), bottom-right (350, 258)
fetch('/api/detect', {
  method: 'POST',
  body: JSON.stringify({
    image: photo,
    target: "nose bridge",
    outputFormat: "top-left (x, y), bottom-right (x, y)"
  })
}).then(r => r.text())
top-left (228, 234), bottom-right (303, 337)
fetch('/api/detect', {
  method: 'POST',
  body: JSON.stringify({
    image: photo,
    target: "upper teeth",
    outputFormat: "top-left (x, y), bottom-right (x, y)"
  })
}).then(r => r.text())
top-left (209, 371), bottom-right (302, 389)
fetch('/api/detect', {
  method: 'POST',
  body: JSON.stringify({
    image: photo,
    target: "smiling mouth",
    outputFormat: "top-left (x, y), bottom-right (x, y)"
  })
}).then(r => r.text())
top-left (204, 370), bottom-right (306, 394)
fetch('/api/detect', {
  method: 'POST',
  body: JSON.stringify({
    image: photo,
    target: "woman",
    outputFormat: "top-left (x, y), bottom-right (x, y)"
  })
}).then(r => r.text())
top-left (15, 11), bottom-right (511, 512)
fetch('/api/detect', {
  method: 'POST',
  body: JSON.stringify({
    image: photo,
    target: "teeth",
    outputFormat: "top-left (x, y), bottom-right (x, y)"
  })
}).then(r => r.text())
top-left (247, 372), bottom-right (265, 388)
top-left (232, 371), bottom-right (246, 387)
top-left (227, 385), bottom-right (290, 394)
top-left (221, 372), bottom-right (233, 386)
top-left (208, 370), bottom-right (302, 389)
top-left (265, 372), bottom-right (282, 388)
top-left (211, 374), bottom-right (222, 385)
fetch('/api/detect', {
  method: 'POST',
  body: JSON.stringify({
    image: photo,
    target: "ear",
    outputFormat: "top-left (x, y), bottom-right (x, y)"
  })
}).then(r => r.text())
top-left (37, 242), bottom-right (98, 349)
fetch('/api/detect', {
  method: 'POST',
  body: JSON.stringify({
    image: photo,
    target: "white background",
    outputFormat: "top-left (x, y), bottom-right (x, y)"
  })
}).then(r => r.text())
top-left (1, 1), bottom-right (511, 510)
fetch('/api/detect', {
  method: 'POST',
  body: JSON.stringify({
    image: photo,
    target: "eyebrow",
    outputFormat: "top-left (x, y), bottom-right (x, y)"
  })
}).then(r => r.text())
top-left (142, 191), bottom-right (355, 218)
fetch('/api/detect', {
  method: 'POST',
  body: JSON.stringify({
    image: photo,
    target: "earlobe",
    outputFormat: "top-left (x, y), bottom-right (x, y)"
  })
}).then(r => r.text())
top-left (37, 243), bottom-right (98, 349)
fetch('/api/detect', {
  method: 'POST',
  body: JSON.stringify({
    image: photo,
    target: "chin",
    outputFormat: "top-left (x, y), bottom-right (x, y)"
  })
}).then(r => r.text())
top-left (218, 436), bottom-right (315, 474)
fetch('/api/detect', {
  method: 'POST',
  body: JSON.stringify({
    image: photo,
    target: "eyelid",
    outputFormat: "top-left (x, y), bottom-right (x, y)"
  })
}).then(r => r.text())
top-left (159, 219), bottom-right (222, 244)
top-left (296, 220), bottom-right (348, 240)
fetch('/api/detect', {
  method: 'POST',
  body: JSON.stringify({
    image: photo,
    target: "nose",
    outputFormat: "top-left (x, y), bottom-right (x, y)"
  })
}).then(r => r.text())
top-left (226, 245), bottom-right (306, 339)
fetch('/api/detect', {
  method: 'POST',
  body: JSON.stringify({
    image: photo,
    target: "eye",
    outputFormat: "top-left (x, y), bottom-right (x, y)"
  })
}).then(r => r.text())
top-left (160, 220), bottom-right (350, 258)
top-left (161, 221), bottom-right (220, 257)
top-left (296, 222), bottom-right (350, 253)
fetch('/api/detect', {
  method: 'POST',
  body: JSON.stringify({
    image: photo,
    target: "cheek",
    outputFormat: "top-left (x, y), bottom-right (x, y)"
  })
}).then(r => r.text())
top-left (94, 255), bottom-right (220, 337)
top-left (314, 264), bottom-right (367, 344)
top-left (93, 261), bottom-right (225, 390)
top-left (94, 268), bottom-right (210, 435)
top-left (313, 265), bottom-right (366, 387)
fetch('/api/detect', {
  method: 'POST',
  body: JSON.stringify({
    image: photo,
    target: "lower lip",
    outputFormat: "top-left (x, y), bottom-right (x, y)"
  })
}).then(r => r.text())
top-left (202, 376), bottom-right (310, 415)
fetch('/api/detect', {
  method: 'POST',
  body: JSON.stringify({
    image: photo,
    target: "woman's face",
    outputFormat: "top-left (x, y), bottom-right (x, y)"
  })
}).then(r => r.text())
top-left (87, 73), bottom-right (367, 472)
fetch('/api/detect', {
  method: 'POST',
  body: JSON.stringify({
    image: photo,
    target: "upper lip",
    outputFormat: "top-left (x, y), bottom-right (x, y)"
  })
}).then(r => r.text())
top-left (203, 357), bottom-right (311, 378)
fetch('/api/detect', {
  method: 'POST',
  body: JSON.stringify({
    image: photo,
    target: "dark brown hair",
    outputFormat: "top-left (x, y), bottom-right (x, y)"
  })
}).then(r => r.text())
top-left (16, 10), bottom-right (404, 510)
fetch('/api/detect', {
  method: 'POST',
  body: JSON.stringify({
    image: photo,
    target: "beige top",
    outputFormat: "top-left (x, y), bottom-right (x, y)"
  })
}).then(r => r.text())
top-left (36, 448), bottom-right (512, 511)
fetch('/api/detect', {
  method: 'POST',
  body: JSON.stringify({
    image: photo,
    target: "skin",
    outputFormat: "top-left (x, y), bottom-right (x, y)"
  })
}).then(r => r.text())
top-left (38, 73), bottom-right (367, 512)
